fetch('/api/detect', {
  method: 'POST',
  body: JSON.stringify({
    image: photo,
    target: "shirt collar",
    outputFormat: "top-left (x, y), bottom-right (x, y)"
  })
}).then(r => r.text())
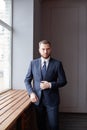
top-left (41, 57), bottom-right (50, 68)
top-left (41, 56), bottom-right (50, 63)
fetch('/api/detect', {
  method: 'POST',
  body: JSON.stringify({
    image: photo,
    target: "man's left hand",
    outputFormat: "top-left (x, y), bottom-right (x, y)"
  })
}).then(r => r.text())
top-left (40, 81), bottom-right (51, 90)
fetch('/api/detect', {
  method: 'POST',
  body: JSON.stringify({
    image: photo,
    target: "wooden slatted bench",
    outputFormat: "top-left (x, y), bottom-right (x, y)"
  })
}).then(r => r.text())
top-left (0, 89), bottom-right (33, 130)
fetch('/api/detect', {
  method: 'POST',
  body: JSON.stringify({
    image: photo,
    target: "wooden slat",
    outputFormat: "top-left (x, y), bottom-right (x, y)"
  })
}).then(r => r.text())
top-left (0, 90), bottom-right (16, 100)
top-left (0, 90), bottom-right (24, 105)
top-left (0, 95), bottom-right (29, 123)
top-left (0, 89), bottom-right (31, 130)
top-left (0, 91), bottom-right (28, 116)
top-left (0, 90), bottom-right (26, 109)
top-left (0, 99), bottom-right (31, 130)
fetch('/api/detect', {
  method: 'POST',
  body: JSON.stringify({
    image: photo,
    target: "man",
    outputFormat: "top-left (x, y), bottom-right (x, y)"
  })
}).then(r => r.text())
top-left (24, 40), bottom-right (67, 130)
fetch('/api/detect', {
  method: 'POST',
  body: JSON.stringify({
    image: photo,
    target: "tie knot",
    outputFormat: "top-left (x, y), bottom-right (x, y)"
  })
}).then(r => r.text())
top-left (43, 61), bottom-right (46, 68)
top-left (44, 61), bottom-right (46, 65)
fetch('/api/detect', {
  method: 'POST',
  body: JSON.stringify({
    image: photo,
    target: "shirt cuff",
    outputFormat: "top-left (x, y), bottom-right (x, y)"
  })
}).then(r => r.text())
top-left (49, 82), bottom-right (52, 88)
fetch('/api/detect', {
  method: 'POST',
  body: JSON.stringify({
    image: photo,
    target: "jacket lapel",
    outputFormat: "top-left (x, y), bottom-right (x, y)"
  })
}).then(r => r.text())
top-left (38, 58), bottom-right (42, 80)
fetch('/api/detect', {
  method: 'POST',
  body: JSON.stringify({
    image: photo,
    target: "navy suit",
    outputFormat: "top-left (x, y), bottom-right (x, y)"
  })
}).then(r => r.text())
top-left (24, 57), bottom-right (67, 130)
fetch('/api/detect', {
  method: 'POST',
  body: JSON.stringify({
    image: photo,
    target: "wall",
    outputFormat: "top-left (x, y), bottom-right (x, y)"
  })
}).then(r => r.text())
top-left (12, 0), bottom-right (34, 89)
top-left (33, 0), bottom-right (42, 58)
top-left (12, 0), bottom-right (87, 112)
top-left (41, 0), bottom-right (87, 112)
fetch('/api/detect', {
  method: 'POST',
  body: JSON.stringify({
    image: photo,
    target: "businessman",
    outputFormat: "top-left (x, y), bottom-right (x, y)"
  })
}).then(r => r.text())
top-left (24, 40), bottom-right (67, 130)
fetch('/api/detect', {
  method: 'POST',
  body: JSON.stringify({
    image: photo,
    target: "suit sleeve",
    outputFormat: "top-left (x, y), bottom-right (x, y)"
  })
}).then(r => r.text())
top-left (51, 61), bottom-right (67, 88)
top-left (24, 61), bottom-right (34, 95)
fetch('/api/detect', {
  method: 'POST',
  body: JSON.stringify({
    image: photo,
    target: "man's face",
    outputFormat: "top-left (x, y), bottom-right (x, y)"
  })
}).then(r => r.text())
top-left (39, 43), bottom-right (52, 59)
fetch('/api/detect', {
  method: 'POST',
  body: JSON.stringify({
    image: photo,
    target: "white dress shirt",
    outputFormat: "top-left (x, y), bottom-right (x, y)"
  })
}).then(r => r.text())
top-left (41, 57), bottom-right (50, 70)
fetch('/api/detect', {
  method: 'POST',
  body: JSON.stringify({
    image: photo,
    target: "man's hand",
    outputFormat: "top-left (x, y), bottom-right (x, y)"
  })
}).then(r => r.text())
top-left (30, 92), bottom-right (38, 103)
top-left (40, 81), bottom-right (51, 90)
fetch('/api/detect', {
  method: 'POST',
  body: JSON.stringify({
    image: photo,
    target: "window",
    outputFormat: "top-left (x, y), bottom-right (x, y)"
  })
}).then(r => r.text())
top-left (0, 0), bottom-right (12, 93)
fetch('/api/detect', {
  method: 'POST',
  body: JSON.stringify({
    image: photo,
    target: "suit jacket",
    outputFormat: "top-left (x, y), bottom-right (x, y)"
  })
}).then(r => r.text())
top-left (24, 57), bottom-right (67, 106)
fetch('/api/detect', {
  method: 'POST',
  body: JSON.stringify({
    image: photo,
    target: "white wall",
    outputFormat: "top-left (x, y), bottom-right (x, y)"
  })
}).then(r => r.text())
top-left (12, 0), bottom-right (34, 89)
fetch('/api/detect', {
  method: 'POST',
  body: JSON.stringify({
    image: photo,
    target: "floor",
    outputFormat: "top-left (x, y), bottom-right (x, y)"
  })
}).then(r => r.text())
top-left (59, 113), bottom-right (87, 130)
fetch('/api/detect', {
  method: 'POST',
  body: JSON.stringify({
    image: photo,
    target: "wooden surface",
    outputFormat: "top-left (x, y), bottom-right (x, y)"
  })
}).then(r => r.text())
top-left (0, 89), bottom-right (31, 130)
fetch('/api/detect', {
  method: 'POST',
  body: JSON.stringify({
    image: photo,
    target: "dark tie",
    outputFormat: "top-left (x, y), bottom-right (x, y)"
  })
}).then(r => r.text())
top-left (41, 61), bottom-right (46, 80)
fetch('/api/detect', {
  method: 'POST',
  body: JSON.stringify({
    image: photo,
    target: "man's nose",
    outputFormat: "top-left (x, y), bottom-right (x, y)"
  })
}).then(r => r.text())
top-left (44, 50), bottom-right (47, 53)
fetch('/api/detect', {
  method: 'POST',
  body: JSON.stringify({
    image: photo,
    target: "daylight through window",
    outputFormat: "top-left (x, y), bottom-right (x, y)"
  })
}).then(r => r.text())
top-left (0, 0), bottom-right (12, 93)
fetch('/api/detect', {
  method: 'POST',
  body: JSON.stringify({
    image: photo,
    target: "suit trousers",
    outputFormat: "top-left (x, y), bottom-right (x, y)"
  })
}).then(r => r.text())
top-left (34, 92), bottom-right (59, 130)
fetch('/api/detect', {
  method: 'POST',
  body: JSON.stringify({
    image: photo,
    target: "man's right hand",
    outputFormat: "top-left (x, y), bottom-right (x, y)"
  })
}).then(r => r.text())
top-left (30, 92), bottom-right (38, 103)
